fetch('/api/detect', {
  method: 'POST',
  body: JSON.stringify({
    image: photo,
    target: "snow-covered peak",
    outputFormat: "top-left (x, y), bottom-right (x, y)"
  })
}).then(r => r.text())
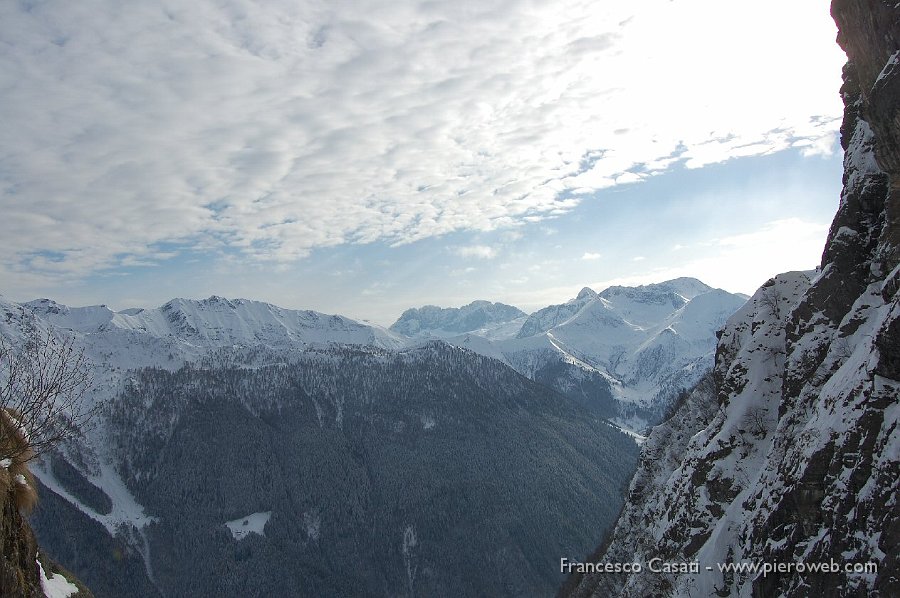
top-left (576, 287), bottom-right (598, 301)
top-left (516, 297), bottom-right (592, 339)
top-left (517, 278), bottom-right (716, 341)
top-left (650, 276), bottom-right (714, 300)
top-left (602, 277), bottom-right (713, 301)
top-left (446, 279), bottom-right (747, 428)
top-left (24, 298), bottom-right (70, 315)
top-left (22, 299), bottom-right (116, 333)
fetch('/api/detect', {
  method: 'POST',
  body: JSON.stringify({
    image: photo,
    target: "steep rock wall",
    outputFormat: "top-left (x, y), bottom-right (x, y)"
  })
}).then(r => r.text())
top-left (566, 2), bottom-right (899, 596)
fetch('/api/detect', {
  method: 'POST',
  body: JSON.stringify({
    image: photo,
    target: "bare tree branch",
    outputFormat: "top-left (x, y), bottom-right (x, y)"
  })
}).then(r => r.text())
top-left (0, 329), bottom-right (96, 461)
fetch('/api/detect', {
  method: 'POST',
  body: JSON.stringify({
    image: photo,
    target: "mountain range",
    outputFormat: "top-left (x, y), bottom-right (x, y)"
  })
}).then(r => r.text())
top-left (1, 2), bottom-right (894, 597)
top-left (398, 278), bottom-right (747, 430)
top-left (3, 275), bottom-right (746, 434)
top-left (0, 286), bottom-right (652, 597)
top-left (0, 275), bottom-right (743, 597)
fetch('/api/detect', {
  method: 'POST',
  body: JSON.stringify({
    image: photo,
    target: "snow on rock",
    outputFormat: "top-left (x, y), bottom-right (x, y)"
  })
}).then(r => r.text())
top-left (402, 524), bottom-right (419, 597)
top-left (225, 511), bottom-right (272, 541)
top-left (567, 12), bottom-right (900, 595)
top-left (37, 558), bottom-right (79, 598)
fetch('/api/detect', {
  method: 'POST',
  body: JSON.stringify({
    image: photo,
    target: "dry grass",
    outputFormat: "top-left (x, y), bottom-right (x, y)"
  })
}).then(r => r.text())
top-left (0, 408), bottom-right (38, 513)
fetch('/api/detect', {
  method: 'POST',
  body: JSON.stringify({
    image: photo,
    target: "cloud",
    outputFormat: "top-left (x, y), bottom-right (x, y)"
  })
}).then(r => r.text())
top-left (591, 218), bottom-right (829, 295)
top-left (0, 0), bottom-right (845, 287)
top-left (581, 252), bottom-right (602, 261)
top-left (455, 245), bottom-right (497, 259)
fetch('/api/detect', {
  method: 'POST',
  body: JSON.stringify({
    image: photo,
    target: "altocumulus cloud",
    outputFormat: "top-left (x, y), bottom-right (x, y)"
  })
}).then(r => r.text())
top-left (0, 0), bottom-right (844, 286)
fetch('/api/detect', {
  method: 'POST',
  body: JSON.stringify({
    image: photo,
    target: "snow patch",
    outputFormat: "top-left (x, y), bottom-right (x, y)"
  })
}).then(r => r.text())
top-left (607, 421), bottom-right (648, 445)
top-left (225, 511), bottom-right (272, 541)
top-left (302, 510), bottom-right (321, 541)
top-left (37, 557), bottom-right (79, 598)
top-left (875, 49), bottom-right (900, 84)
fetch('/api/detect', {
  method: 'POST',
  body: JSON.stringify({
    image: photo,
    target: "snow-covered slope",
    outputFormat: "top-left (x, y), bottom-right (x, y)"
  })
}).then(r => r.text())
top-left (567, 4), bottom-right (900, 595)
top-left (1, 294), bottom-right (407, 389)
top-left (30, 341), bottom-right (638, 598)
top-left (0, 291), bottom-right (641, 597)
top-left (0, 293), bottom-right (410, 590)
top-left (439, 279), bottom-right (746, 429)
top-left (513, 281), bottom-right (744, 388)
top-left (19, 295), bottom-right (405, 353)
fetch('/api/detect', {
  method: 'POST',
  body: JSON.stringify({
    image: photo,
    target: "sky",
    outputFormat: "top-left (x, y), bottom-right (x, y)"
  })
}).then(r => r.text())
top-left (0, 0), bottom-right (848, 325)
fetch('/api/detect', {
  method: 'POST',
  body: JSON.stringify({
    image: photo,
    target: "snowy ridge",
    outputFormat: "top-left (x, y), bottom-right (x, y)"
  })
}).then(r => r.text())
top-left (0, 293), bottom-right (407, 408)
top-left (390, 300), bottom-right (526, 339)
top-left (22, 295), bottom-right (405, 351)
top-left (509, 280), bottom-right (743, 390)
top-left (435, 279), bottom-right (746, 429)
top-left (0, 293), bottom-right (409, 589)
top-left (573, 266), bottom-right (899, 596)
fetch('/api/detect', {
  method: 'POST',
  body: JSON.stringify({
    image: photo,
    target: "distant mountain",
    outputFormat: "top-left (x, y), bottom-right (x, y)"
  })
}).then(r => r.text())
top-left (516, 287), bottom-right (600, 339)
top-left (18, 295), bottom-right (405, 355)
top-left (439, 279), bottom-right (747, 429)
top-left (0, 295), bottom-right (638, 597)
top-left (0, 294), bottom-right (409, 403)
top-left (390, 300), bottom-right (526, 339)
top-left (517, 278), bottom-right (712, 339)
top-left (0, 279), bottom-right (744, 595)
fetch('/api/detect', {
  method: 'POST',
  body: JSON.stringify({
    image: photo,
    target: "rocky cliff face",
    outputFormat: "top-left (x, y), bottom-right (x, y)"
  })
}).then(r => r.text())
top-left (0, 489), bottom-right (43, 597)
top-left (1, 475), bottom-right (93, 597)
top-left (565, 2), bottom-right (899, 597)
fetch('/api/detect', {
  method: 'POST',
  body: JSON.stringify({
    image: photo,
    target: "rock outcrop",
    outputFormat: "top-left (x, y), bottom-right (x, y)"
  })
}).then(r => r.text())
top-left (0, 396), bottom-right (91, 597)
top-left (564, 2), bottom-right (900, 596)
top-left (1, 491), bottom-right (93, 598)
